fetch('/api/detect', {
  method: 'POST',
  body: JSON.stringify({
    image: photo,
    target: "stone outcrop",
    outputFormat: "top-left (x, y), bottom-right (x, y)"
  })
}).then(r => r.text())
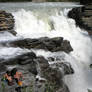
top-left (35, 56), bottom-right (74, 92)
top-left (68, 5), bottom-right (92, 35)
top-left (50, 61), bottom-right (74, 75)
top-left (0, 51), bottom-right (74, 92)
top-left (0, 10), bottom-right (16, 35)
top-left (80, 0), bottom-right (92, 5)
top-left (9, 37), bottom-right (73, 53)
top-left (90, 64), bottom-right (92, 68)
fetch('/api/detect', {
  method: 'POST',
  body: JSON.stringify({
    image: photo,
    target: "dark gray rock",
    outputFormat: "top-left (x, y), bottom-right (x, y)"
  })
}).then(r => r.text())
top-left (1, 52), bottom-right (38, 75)
top-left (50, 62), bottom-right (74, 75)
top-left (35, 56), bottom-right (74, 92)
top-left (3, 52), bottom-right (37, 65)
top-left (0, 64), bottom-right (7, 73)
top-left (0, 52), bottom-right (74, 92)
top-left (90, 64), bottom-right (92, 68)
top-left (68, 7), bottom-right (92, 35)
top-left (80, 0), bottom-right (92, 5)
top-left (61, 62), bottom-right (74, 75)
top-left (9, 37), bottom-right (73, 53)
top-left (68, 8), bottom-right (89, 30)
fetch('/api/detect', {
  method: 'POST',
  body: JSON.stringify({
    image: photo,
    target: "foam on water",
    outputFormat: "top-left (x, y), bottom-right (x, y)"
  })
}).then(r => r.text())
top-left (0, 47), bottom-right (29, 59)
top-left (13, 8), bottom-right (92, 92)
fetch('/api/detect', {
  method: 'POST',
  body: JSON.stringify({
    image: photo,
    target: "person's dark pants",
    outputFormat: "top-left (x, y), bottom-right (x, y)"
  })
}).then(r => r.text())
top-left (15, 87), bottom-right (21, 92)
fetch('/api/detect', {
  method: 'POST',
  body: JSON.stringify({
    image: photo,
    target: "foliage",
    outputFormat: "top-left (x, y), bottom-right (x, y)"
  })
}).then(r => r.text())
top-left (22, 82), bottom-right (55, 92)
top-left (44, 81), bottom-right (60, 92)
top-left (1, 82), bottom-right (6, 92)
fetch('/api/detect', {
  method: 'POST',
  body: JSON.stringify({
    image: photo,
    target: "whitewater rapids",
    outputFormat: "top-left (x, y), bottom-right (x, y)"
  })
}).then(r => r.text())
top-left (0, 2), bottom-right (92, 92)
top-left (12, 8), bottom-right (92, 92)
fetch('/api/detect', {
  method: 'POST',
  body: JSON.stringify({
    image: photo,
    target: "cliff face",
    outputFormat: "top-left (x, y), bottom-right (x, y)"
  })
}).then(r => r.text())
top-left (68, 4), bottom-right (92, 35)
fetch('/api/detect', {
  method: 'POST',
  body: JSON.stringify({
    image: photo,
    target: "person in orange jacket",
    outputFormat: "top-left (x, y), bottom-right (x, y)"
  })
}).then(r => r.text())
top-left (11, 68), bottom-right (23, 86)
top-left (11, 68), bottom-right (23, 92)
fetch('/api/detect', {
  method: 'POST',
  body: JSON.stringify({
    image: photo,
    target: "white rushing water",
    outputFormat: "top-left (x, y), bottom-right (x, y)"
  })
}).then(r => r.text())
top-left (0, 2), bottom-right (92, 92)
top-left (13, 8), bottom-right (92, 92)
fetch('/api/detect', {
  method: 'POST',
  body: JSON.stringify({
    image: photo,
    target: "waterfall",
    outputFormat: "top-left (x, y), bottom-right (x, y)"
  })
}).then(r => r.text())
top-left (0, 2), bottom-right (91, 92)
top-left (13, 8), bottom-right (92, 92)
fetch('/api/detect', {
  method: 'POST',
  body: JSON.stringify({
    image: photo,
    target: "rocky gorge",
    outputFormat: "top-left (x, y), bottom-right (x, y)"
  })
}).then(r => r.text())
top-left (0, 2), bottom-right (92, 92)
top-left (0, 10), bottom-right (74, 92)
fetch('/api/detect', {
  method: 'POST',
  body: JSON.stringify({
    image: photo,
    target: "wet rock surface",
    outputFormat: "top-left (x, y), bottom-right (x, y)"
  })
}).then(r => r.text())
top-left (80, 0), bottom-right (92, 5)
top-left (8, 37), bottom-right (73, 53)
top-left (0, 51), bottom-right (74, 92)
top-left (90, 64), bottom-right (92, 68)
top-left (0, 10), bottom-right (16, 35)
top-left (68, 4), bottom-right (92, 35)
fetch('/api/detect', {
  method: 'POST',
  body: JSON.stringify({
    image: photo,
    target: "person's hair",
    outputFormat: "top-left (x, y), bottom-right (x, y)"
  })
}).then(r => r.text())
top-left (6, 71), bottom-right (11, 76)
top-left (11, 68), bottom-right (17, 77)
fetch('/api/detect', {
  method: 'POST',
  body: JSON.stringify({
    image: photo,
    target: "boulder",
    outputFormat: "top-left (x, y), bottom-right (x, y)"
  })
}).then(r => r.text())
top-left (9, 37), bottom-right (73, 53)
